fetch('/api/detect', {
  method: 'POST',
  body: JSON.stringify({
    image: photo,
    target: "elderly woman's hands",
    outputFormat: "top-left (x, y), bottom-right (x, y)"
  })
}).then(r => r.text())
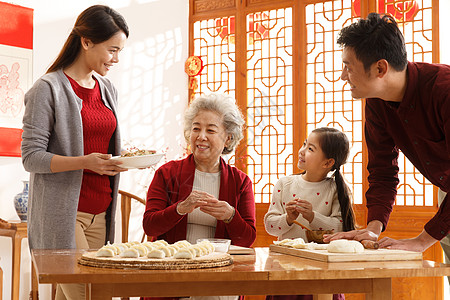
top-left (199, 197), bottom-right (235, 222)
top-left (177, 190), bottom-right (235, 222)
top-left (176, 190), bottom-right (211, 215)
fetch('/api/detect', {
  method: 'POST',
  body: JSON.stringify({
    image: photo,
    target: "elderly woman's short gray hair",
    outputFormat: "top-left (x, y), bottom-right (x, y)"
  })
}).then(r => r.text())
top-left (184, 94), bottom-right (245, 154)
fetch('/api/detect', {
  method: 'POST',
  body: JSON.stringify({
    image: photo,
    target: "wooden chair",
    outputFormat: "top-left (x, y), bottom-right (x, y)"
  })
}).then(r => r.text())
top-left (119, 190), bottom-right (148, 243)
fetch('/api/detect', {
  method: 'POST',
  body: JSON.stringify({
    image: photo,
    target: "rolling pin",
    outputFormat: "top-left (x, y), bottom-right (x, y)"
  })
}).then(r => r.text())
top-left (361, 240), bottom-right (379, 249)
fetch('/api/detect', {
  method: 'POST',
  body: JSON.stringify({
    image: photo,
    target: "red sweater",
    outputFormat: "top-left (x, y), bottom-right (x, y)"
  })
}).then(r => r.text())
top-left (365, 61), bottom-right (450, 240)
top-left (143, 154), bottom-right (256, 247)
top-left (67, 75), bottom-right (117, 214)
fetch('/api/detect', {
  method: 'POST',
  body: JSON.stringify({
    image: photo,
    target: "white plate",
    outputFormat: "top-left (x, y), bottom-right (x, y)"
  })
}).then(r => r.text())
top-left (111, 153), bottom-right (164, 169)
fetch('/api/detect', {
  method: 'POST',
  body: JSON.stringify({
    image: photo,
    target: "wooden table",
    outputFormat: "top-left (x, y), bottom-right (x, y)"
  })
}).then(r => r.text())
top-left (32, 247), bottom-right (450, 300)
top-left (0, 219), bottom-right (28, 300)
top-left (0, 264), bottom-right (3, 300)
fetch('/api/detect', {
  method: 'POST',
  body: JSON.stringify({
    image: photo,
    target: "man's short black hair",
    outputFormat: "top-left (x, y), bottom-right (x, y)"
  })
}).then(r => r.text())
top-left (337, 13), bottom-right (408, 72)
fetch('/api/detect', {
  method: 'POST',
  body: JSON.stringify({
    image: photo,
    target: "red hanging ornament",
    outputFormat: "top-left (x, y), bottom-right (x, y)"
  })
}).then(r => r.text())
top-left (184, 56), bottom-right (204, 77)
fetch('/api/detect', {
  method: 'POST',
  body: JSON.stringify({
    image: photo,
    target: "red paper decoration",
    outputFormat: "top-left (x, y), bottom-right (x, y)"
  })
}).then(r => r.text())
top-left (215, 13), bottom-right (269, 44)
top-left (352, 0), bottom-right (419, 23)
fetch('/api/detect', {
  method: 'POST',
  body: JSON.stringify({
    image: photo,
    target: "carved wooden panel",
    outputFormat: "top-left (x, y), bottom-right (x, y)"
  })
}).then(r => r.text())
top-left (193, 0), bottom-right (235, 14)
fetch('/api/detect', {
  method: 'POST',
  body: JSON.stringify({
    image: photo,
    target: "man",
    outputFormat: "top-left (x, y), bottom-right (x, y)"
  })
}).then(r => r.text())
top-left (323, 13), bottom-right (450, 254)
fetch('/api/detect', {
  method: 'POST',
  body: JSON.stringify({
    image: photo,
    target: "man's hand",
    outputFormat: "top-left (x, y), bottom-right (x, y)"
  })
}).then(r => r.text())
top-left (323, 220), bottom-right (382, 243)
top-left (378, 230), bottom-right (438, 252)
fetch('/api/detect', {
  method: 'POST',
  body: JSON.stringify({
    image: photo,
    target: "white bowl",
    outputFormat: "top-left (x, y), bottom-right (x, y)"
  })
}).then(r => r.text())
top-left (110, 153), bottom-right (164, 169)
top-left (197, 238), bottom-right (231, 253)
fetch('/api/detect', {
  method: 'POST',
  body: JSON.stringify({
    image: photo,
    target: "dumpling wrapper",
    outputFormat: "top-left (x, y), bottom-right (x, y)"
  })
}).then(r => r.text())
top-left (291, 238), bottom-right (307, 249)
top-left (312, 243), bottom-right (328, 250)
top-left (274, 238), bottom-right (295, 247)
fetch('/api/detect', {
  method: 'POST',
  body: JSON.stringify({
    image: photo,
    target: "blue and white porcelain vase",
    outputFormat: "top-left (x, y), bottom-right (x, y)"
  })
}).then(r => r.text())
top-left (14, 180), bottom-right (29, 222)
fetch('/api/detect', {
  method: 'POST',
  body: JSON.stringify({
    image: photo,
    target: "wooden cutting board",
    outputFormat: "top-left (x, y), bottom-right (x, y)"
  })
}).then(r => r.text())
top-left (270, 244), bottom-right (422, 262)
top-left (228, 245), bottom-right (255, 255)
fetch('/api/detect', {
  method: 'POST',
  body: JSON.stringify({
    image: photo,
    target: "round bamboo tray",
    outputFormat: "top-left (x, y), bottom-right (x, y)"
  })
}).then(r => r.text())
top-left (78, 251), bottom-right (233, 270)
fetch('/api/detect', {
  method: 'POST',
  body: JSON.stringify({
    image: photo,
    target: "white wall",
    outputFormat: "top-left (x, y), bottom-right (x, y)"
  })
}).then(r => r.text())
top-left (0, 0), bottom-right (188, 299)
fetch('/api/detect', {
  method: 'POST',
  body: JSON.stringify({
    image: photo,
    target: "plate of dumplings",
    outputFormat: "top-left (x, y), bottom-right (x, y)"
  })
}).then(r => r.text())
top-left (78, 240), bottom-right (233, 270)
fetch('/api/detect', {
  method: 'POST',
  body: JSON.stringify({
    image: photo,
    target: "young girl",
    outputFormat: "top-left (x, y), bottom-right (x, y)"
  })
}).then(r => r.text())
top-left (264, 127), bottom-right (355, 300)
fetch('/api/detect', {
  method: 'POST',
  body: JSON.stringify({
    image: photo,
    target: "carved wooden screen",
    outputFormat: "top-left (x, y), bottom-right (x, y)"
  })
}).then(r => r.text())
top-left (190, 0), bottom-right (439, 208)
top-left (246, 8), bottom-right (294, 204)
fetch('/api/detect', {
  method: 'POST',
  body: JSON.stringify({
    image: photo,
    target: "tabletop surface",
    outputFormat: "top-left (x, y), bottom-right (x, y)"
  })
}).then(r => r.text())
top-left (32, 247), bottom-right (450, 285)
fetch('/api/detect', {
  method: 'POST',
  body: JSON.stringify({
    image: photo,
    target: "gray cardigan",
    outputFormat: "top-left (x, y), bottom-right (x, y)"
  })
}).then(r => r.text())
top-left (22, 69), bottom-right (121, 250)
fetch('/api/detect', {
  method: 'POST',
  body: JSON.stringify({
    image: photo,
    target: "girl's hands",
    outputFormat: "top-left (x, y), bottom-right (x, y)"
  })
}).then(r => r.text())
top-left (295, 199), bottom-right (314, 223)
top-left (285, 200), bottom-right (300, 225)
top-left (286, 199), bottom-right (315, 224)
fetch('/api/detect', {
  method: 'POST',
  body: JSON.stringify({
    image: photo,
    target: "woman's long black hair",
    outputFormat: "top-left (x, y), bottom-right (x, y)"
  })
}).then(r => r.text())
top-left (47, 5), bottom-right (129, 73)
top-left (313, 127), bottom-right (356, 231)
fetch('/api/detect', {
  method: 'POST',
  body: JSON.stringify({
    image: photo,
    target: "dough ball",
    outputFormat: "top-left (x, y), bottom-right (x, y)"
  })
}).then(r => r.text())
top-left (327, 239), bottom-right (364, 253)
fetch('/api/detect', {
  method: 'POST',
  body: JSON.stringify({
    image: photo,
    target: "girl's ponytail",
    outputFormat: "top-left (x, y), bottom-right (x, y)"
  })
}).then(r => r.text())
top-left (333, 166), bottom-right (356, 231)
top-left (312, 127), bottom-right (356, 232)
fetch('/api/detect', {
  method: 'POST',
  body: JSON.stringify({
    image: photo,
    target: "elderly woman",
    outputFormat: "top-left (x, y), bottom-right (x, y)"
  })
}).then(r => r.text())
top-left (142, 94), bottom-right (256, 247)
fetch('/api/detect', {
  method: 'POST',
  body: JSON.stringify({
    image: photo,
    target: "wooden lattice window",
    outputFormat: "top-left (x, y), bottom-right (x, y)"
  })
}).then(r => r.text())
top-left (189, 0), bottom-right (438, 211)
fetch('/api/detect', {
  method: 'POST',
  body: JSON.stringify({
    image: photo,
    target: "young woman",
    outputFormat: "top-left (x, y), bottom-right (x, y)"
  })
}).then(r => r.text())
top-left (264, 127), bottom-right (356, 300)
top-left (21, 5), bottom-right (129, 299)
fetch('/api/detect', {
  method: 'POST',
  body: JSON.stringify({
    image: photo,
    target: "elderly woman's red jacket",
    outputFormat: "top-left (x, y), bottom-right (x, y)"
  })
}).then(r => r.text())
top-left (143, 154), bottom-right (256, 247)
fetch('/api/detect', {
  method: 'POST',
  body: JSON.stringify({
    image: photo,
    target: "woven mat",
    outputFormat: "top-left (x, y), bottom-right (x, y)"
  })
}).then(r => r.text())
top-left (78, 251), bottom-right (233, 270)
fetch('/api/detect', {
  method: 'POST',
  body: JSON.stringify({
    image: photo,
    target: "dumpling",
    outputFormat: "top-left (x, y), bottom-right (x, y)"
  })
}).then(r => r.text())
top-left (197, 244), bottom-right (211, 255)
top-left (274, 238), bottom-right (295, 247)
top-left (153, 240), bottom-right (169, 247)
top-left (174, 248), bottom-right (195, 259)
top-left (102, 244), bottom-right (120, 255)
top-left (291, 238), bottom-right (307, 249)
top-left (112, 243), bottom-right (129, 253)
top-left (197, 241), bottom-right (214, 253)
top-left (119, 247), bottom-right (140, 258)
top-left (147, 249), bottom-right (166, 259)
top-left (142, 242), bottom-right (155, 252)
top-left (131, 244), bottom-right (149, 257)
top-left (96, 248), bottom-right (115, 257)
top-left (174, 240), bottom-right (192, 248)
top-left (191, 245), bottom-right (206, 257)
top-left (158, 246), bottom-right (169, 257)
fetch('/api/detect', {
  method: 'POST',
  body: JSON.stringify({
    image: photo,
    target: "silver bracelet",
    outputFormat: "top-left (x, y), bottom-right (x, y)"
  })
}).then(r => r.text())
top-left (223, 208), bottom-right (236, 224)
